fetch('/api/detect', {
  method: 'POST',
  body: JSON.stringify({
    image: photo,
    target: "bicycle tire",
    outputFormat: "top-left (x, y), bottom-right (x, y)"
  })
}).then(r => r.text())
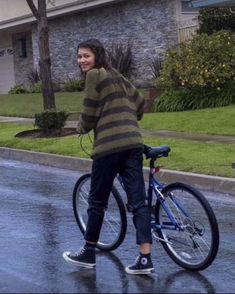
top-left (73, 173), bottom-right (127, 251)
top-left (155, 182), bottom-right (219, 271)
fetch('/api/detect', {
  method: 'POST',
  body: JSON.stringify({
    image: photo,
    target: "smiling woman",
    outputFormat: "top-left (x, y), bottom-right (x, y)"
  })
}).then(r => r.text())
top-left (77, 47), bottom-right (96, 73)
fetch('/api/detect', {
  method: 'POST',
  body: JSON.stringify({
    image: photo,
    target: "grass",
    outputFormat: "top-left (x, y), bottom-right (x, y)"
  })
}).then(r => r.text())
top-left (0, 92), bottom-right (234, 178)
top-left (0, 92), bottom-right (83, 118)
top-left (140, 105), bottom-right (235, 136)
top-left (0, 92), bottom-right (234, 135)
top-left (0, 123), bottom-right (234, 178)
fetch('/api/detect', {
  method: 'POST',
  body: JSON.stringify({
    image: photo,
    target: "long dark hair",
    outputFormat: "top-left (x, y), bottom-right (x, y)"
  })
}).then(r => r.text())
top-left (77, 39), bottom-right (129, 94)
top-left (77, 39), bottom-right (111, 70)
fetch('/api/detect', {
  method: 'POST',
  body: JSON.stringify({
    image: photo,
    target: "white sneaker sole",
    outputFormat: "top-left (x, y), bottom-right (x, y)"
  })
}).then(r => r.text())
top-left (125, 266), bottom-right (155, 275)
top-left (63, 251), bottom-right (96, 269)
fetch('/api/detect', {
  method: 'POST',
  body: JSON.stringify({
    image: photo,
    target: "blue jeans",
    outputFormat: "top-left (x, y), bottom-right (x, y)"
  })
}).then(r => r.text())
top-left (84, 147), bottom-right (152, 245)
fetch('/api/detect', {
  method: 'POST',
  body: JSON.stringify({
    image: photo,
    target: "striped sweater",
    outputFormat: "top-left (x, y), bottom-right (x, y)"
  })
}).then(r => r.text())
top-left (77, 67), bottom-right (145, 159)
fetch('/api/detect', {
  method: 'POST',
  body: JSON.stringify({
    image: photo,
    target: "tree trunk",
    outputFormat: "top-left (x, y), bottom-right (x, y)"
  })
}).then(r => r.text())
top-left (38, 0), bottom-right (55, 111)
top-left (26, 0), bottom-right (56, 111)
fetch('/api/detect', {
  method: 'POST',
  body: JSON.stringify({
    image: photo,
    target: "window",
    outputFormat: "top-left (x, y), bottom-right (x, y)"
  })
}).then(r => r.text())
top-left (19, 37), bottom-right (27, 58)
top-left (0, 48), bottom-right (14, 58)
top-left (181, 1), bottom-right (199, 13)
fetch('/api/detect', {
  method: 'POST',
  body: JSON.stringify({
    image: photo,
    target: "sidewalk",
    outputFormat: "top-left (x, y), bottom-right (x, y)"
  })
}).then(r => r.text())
top-left (0, 116), bottom-right (34, 124)
top-left (1, 115), bottom-right (235, 151)
top-left (66, 120), bottom-right (235, 144)
top-left (1, 116), bottom-right (234, 144)
top-left (141, 129), bottom-right (235, 144)
top-left (0, 115), bottom-right (235, 195)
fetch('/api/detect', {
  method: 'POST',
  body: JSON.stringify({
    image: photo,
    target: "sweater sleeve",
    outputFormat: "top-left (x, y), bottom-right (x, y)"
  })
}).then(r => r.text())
top-left (77, 69), bottom-right (101, 134)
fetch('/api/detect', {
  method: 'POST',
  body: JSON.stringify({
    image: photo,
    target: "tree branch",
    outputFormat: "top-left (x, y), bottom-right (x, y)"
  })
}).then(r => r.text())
top-left (26, 0), bottom-right (39, 19)
top-left (47, 0), bottom-right (56, 6)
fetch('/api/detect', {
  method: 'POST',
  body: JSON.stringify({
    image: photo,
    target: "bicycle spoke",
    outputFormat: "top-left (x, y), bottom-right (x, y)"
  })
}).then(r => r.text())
top-left (155, 182), bottom-right (219, 270)
top-left (73, 174), bottom-right (126, 251)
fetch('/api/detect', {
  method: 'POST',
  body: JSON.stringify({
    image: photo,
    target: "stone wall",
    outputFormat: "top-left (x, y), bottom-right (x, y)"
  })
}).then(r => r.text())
top-left (13, 31), bottom-right (34, 88)
top-left (30, 0), bottom-right (178, 87)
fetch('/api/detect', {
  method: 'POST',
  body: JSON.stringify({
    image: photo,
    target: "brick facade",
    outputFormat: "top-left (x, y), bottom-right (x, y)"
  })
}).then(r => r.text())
top-left (15, 0), bottom-right (178, 88)
top-left (13, 31), bottom-right (34, 88)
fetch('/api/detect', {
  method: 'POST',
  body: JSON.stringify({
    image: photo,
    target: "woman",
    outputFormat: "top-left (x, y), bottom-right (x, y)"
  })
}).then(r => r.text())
top-left (63, 39), bottom-right (154, 275)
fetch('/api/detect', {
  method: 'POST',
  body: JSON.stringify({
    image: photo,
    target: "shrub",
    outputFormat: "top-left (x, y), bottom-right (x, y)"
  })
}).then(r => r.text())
top-left (35, 110), bottom-right (69, 134)
top-left (198, 7), bottom-right (235, 35)
top-left (30, 80), bottom-right (61, 93)
top-left (154, 83), bottom-right (235, 112)
top-left (148, 55), bottom-right (164, 79)
top-left (155, 30), bottom-right (235, 110)
top-left (52, 82), bottom-right (61, 92)
top-left (157, 30), bottom-right (235, 91)
top-left (107, 40), bottom-right (136, 78)
top-left (8, 84), bottom-right (28, 94)
top-left (62, 79), bottom-right (85, 92)
top-left (30, 81), bottom-right (42, 93)
top-left (154, 90), bottom-right (188, 112)
top-left (27, 68), bottom-right (41, 86)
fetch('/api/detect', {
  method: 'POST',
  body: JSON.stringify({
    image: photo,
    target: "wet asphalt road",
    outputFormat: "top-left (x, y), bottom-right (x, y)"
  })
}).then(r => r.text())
top-left (0, 158), bottom-right (235, 293)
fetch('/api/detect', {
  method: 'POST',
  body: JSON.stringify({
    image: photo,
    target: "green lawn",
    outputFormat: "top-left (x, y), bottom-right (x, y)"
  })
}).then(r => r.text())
top-left (0, 92), bottom-right (83, 118)
top-left (140, 105), bottom-right (235, 136)
top-left (0, 123), bottom-right (234, 178)
top-left (0, 92), bottom-right (234, 136)
top-left (0, 92), bottom-right (234, 178)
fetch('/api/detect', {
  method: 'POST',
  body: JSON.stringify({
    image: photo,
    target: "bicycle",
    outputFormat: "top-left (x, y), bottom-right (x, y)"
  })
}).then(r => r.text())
top-left (73, 143), bottom-right (219, 271)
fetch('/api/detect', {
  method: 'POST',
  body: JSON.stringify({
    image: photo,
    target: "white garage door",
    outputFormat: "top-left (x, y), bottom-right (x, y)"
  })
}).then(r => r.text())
top-left (0, 48), bottom-right (15, 94)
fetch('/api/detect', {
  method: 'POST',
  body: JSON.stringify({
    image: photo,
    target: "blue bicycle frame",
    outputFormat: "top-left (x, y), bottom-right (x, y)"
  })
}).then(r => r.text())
top-left (117, 164), bottom-right (189, 235)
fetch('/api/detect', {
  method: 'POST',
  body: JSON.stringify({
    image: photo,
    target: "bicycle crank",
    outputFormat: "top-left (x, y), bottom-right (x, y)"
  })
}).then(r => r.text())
top-left (152, 230), bottom-right (173, 245)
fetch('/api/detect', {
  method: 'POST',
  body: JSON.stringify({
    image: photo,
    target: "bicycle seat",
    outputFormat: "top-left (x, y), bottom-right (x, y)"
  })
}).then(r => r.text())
top-left (144, 145), bottom-right (171, 159)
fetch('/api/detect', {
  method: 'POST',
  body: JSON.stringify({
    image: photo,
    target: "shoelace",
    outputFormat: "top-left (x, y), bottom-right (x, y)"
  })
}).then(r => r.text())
top-left (75, 247), bottom-right (85, 256)
top-left (134, 255), bottom-right (141, 266)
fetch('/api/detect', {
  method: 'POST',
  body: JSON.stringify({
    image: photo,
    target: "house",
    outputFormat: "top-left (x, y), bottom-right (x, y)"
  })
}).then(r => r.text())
top-left (0, 0), bottom-right (199, 94)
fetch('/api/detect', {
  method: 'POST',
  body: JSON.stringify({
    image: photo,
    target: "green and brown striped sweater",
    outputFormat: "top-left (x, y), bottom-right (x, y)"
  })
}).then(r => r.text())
top-left (77, 67), bottom-right (145, 159)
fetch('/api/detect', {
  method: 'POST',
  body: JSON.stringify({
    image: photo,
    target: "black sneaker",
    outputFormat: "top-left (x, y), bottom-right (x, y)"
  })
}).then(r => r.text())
top-left (125, 254), bottom-right (155, 275)
top-left (63, 246), bottom-right (96, 268)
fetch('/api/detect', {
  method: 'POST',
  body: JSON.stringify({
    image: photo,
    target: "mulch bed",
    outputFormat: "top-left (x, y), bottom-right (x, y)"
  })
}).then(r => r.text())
top-left (15, 128), bottom-right (77, 139)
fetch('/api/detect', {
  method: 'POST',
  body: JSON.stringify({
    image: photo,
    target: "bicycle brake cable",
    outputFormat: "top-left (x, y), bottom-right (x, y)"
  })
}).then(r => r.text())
top-left (78, 133), bottom-right (93, 157)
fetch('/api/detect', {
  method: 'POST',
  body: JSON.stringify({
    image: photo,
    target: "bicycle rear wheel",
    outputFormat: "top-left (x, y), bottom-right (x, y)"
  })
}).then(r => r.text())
top-left (73, 174), bottom-right (127, 251)
top-left (155, 182), bottom-right (219, 271)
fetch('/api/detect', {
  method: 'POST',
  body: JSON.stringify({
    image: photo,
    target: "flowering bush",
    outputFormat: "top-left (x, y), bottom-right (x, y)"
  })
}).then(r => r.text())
top-left (155, 30), bottom-right (235, 111)
top-left (157, 30), bottom-right (235, 90)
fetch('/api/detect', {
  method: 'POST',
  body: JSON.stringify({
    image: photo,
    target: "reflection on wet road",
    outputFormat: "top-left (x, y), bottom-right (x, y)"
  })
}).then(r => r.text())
top-left (0, 158), bottom-right (234, 293)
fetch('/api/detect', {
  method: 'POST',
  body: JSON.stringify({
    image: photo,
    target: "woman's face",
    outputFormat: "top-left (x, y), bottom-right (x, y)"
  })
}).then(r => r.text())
top-left (77, 47), bottom-right (96, 73)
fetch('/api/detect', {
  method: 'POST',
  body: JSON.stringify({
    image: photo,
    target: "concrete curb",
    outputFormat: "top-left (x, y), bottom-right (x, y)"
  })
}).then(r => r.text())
top-left (0, 147), bottom-right (235, 196)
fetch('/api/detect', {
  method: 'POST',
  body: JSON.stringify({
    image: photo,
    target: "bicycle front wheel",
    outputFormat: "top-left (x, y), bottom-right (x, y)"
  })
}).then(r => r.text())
top-left (155, 182), bottom-right (219, 271)
top-left (73, 174), bottom-right (127, 251)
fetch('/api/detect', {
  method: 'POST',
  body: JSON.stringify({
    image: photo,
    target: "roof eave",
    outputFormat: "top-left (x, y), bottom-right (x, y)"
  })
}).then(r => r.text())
top-left (191, 0), bottom-right (235, 7)
top-left (0, 0), bottom-right (126, 31)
